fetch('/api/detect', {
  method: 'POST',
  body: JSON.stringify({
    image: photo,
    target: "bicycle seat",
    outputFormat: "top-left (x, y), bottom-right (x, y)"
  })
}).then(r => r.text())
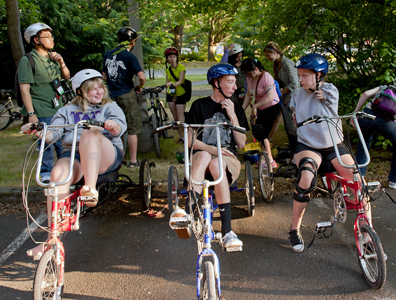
top-left (75, 169), bottom-right (119, 186)
top-left (318, 160), bottom-right (335, 174)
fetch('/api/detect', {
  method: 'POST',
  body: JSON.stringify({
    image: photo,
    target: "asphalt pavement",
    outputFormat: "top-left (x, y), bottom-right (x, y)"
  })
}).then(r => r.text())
top-left (0, 186), bottom-right (395, 299)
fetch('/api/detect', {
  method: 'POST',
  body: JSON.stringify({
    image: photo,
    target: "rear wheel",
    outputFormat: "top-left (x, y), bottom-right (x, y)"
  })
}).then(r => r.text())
top-left (150, 114), bottom-right (161, 158)
top-left (357, 225), bottom-right (386, 290)
top-left (199, 261), bottom-right (217, 300)
top-left (139, 158), bottom-right (152, 211)
top-left (258, 151), bottom-right (274, 202)
top-left (33, 249), bottom-right (63, 300)
top-left (158, 103), bottom-right (170, 138)
top-left (0, 104), bottom-right (12, 130)
top-left (167, 166), bottom-right (179, 215)
top-left (245, 161), bottom-right (255, 217)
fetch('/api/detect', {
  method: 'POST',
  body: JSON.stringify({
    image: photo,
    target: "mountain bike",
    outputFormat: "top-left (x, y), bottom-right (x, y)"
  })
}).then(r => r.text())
top-left (0, 89), bottom-right (22, 130)
top-left (142, 85), bottom-right (173, 158)
top-left (155, 120), bottom-right (246, 299)
top-left (22, 120), bottom-right (152, 299)
top-left (299, 111), bottom-right (387, 290)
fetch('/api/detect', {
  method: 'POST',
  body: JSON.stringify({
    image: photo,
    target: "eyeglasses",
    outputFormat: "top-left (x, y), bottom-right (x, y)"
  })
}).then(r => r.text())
top-left (39, 36), bottom-right (54, 40)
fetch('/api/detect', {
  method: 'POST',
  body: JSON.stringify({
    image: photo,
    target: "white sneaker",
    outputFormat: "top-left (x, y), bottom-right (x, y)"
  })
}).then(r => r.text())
top-left (41, 176), bottom-right (51, 184)
top-left (389, 182), bottom-right (396, 189)
top-left (222, 231), bottom-right (243, 252)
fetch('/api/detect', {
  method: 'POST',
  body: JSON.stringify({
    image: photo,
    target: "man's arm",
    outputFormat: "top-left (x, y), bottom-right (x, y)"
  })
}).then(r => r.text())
top-left (102, 72), bottom-right (107, 81)
top-left (20, 83), bottom-right (38, 123)
top-left (134, 71), bottom-right (146, 94)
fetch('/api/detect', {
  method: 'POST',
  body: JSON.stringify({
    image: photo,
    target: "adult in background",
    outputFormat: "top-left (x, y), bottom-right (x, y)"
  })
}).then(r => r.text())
top-left (164, 46), bottom-right (188, 144)
top-left (264, 41), bottom-right (300, 142)
top-left (241, 58), bottom-right (281, 169)
top-left (18, 23), bottom-right (70, 183)
top-left (221, 43), bottom-right (246, 104)
top-left (352, 84), bottom-right (396, 189)
top-left (102, 27), bottom-right (146, 167)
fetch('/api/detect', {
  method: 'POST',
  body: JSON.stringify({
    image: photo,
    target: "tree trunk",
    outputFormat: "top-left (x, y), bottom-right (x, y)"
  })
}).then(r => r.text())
top-left (207, 33), bottom-right (216, 61)
top-left (6, 0), bottom-right (25, 68)
top-left (172, 24), bottom-right (184, 56)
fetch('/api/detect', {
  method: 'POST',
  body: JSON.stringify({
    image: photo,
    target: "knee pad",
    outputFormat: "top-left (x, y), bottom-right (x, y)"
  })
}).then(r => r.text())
top-left (293, 192), bottom-right (311, 203)
top-left (295, 157), bottom-right (318, 195)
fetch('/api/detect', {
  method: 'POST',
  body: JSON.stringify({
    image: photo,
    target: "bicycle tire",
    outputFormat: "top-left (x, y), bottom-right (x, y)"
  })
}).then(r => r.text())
top-left (245, 161), bottom-right (255, 217)
top-left (33, 249), bottom-right (64, 300)
top-left (139, 158), bottom-right (152, 211)
top-left (357, 225), bottom-right (386, 290)
top-left (159, 102), bottom-right (171, 138)
top-left (150, 114), bottom-right (161, 158)
top-left (199, 261), bottom-right (218, 300)
top-left (0, 103), bottom-right (12, 130)
top-left (318, 175), bottom-right (338, 194)
top-left (258, 151), bottom-right (274, 202)
top-left (167, 166), bottom-right (179, 215)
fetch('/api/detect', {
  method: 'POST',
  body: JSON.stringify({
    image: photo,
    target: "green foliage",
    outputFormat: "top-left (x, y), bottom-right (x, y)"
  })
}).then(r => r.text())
top-left (374, 135), bottom-right (393, 150)
top-left (181, 51), bottom-right (205, 62)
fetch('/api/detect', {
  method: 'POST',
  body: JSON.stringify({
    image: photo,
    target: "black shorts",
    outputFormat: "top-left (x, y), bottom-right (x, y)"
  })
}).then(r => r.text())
top-left (294, 142), bottom-right (350, 162)
top-left (257, 103), bottom-right (282, 140)
top-left (166, 92), bottom-right (189, 105)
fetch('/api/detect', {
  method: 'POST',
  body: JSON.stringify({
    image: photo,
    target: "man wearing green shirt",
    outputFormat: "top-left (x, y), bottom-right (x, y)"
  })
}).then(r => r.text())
top-left (18, 23), bottom-right (70, 183)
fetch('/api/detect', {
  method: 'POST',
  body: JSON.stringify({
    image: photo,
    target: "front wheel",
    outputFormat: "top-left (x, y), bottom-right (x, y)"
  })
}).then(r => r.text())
top-left (258, 151), bottom-right (274, 203)
top-left (357, 225), bottom-right (386, 290)
top-left (150, 114), bottom-right (161, 158)
top-left (167, 166), bottom-right (179, 215)
top-left (139, 158), bottom-right (152, 211)
top-left (245, 161), bottom-right (255, 217)
top-left (199, 261), bottom-right (218, 300)
top-left (33, 249), bottom-right (63, 300)
top-left (0, 104), bottom-right (12, 130)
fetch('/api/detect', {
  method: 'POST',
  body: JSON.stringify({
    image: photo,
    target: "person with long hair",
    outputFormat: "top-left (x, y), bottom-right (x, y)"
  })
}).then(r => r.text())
top-left (241, 58), bottom-right (281, 169)
top-left (164, 46), bottom-right (188, 143)
top-left (21, 69), bottom-right (126, 258)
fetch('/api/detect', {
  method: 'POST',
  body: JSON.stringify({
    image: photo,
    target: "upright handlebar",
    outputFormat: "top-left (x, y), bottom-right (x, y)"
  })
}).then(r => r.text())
top-left (296, 112), bottom-right (375, 169)
top-left (141, 85), bottom-right (166, 96)
top-left (35, 120), bottom-right (105, 187)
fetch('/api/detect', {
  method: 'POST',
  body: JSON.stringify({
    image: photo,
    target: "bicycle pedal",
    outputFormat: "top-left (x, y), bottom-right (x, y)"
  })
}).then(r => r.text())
top-left (316, 221), bottom-right (332, 229)
top-left (367, 181), bottom-right (381, 191)
top-left (224, 246), bottom-right (243, 252)
top-left (79, 196), bottom-right (97, 204)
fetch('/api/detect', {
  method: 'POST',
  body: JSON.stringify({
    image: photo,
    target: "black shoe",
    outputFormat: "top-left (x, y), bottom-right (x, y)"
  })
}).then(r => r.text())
top-left (289, 229), bottom-right (304, 252)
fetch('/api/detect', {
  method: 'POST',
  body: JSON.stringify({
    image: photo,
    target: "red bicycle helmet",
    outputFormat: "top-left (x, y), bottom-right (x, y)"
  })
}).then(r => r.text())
top-left (165, 46), bottom-right (179, 57)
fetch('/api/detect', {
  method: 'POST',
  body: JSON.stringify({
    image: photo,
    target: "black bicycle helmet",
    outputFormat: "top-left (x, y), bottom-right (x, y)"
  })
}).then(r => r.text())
top-left (117, 27), bottom-right (138, 44)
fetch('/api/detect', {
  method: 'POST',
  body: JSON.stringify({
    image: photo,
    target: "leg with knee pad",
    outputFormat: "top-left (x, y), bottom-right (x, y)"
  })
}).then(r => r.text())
top-left (295, 157), bottom-right (318, 195)
top-left (293, 192), bottom-right (311, 203)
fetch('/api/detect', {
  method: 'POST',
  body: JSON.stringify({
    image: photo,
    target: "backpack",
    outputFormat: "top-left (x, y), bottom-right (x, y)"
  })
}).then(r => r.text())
top-left (371, 86), bottom-right (396, 121)
top-left (15, 53), bottom-right (36, 107)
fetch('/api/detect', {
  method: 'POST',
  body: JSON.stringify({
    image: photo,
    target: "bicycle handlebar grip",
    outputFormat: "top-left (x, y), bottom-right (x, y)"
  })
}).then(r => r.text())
top-left (364, 113), bottom-right (376, 121)
top-left (232, 124), bottom-right (246, 134)
top-left (152, 123), bottom-right (174, 134)
top-left (296, 115), bottom-right (320, 128)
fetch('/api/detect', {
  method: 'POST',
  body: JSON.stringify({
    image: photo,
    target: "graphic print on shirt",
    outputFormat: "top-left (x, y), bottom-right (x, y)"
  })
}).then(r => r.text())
top-left (202, 112), bottom-right (231, 147)
top-left (71, 110), bottom-right (101, 124)
top-left (104, 55), bottom-right (127, 80)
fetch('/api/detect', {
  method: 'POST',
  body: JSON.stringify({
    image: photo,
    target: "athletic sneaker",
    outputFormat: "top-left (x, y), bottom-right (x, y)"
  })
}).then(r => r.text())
top-left (389, 181), bottom-right (396, 189)
top-left (271, 160), bottom-right (278, 169)
top-left (222, 231), bottom-right (243, 252)
top-left (289, 229), bottom-right (304, 253)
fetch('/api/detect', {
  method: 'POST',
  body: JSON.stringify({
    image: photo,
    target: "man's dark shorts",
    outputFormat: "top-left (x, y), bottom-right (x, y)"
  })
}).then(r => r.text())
top-left (113, 90), bottom-right (142, 135)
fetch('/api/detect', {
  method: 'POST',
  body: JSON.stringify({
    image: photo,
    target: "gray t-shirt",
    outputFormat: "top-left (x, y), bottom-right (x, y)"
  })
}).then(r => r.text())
top-left (48, 101), bottom-right (127, 152)
top-left (290, 82), bottom-right (342, 149)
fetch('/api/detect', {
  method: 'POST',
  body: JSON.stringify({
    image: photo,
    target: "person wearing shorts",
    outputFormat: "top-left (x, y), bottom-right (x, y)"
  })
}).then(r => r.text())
top-left (164, 46), bottom-right (188, 143)
top-left (288, 53), bottom-right (371, 253)
top-left (102, 27), bottom-right (146, 167)
top-left (169, 63), bottom-right (250, 252)
top-left (21, 69), bottom-right (127, 258)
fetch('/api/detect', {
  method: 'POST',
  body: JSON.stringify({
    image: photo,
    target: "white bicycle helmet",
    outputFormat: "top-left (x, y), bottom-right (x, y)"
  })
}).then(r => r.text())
top-left (229, 43), bottom-right (243, 56)
top-left (24, 23), bottom-right (52, 44)
top-left (72, 69), bottom-right (103, 93)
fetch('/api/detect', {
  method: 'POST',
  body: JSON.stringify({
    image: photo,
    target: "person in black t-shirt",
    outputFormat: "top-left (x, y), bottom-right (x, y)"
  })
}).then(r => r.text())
top-left (170, 63), bottom-right (249, 252)
top-left (102, 27), bottom-right (146, 167)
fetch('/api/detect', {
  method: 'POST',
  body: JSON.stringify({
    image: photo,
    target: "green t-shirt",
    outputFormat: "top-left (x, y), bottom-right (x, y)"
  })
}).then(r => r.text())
top-left (18, 49), bottom-right (63, 118)
top-left (165, 63), bottom-right (186, 97)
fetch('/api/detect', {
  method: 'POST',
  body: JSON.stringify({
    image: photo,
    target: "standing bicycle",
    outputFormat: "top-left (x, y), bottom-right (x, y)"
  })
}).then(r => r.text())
top-left (142, 85), bottom-right (172, 158)
top-left (0, 89), bottom-right (22, 130)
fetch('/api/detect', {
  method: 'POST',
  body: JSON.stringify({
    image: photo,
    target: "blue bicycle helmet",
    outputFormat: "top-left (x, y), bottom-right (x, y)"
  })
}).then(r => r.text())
top-left (207, 63), bottom-right (238, 85)
top-left (295, 53), bottom-right (328, 75)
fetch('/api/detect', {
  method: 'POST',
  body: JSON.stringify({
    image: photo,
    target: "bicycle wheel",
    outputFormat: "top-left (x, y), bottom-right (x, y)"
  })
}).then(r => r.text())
top-left (33, 249), bottom-right (64, 300)
top-left (139, 158), bottom-right (152, 211)
top-left (199, 261), bottom-right (218, 300)
top-left (258, 151), bottom-right (274, 203)
top-left (150, 114), bottom-right (161, 158)
top-left (0, 103), bottom-right (12, 130)
top-left (318, 175), bottom-right (338, 194)
top-left (245, 161), bottom-right (255, 217)
top-left (357, 225), bottom-right (386, 290)
top-left (167, 166), bottom-right (179, 215)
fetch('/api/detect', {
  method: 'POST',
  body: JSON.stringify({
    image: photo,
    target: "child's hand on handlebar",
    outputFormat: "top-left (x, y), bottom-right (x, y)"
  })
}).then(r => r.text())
top-left (104, 119), bottom-right (118, 134)
top-left (20, 123), bottom-right (37, 134)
